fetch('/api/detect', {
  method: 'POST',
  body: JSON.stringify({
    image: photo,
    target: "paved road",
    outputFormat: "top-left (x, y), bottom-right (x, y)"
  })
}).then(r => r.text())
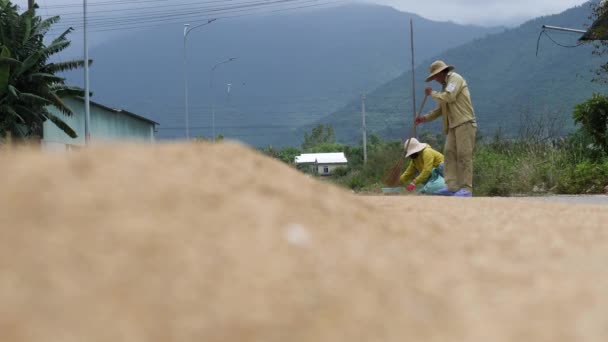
top-left (372, 191), bottom-right (608, 205)
top-left (512, 195), bottom-right (608, 205)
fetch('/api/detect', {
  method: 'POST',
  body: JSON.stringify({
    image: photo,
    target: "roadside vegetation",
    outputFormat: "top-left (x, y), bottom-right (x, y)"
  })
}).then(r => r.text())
top-left (261, 94), bottom-right (608, 196)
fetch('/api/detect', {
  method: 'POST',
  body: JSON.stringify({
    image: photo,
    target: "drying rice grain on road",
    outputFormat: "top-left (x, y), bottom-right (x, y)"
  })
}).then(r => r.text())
top-left (1, 142), bottom-right (607, 341)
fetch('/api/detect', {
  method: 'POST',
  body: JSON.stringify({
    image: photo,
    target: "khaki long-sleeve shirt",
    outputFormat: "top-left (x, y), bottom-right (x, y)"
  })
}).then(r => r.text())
top-left (424, 72), bottom-right (476, 135)
top-left (399, 146), bottom-right (444, 185)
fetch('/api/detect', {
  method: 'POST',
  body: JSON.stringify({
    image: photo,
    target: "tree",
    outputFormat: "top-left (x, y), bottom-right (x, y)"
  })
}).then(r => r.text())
top-left (573, 93), bottom-right (608, 154)
top-left (585, 1), bottom-right (608, 83)
top-left (277, 146), bottom-right (300, 164)
top-left (302, 124), bottom-right (335, 150)
top-left (0, 0), bottom-right (87, 140)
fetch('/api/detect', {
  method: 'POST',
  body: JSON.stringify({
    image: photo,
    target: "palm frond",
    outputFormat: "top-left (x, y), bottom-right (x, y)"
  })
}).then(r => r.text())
top-left (9, 121), bottom-right (29, 138)
top-left (42, 90), bottom-right (74, 117)
top-left (0, 56), bottom-right (21, 67)
top-left (33, 15), bottom-right (60, 37)
top-left (28, 72), bottom-right (65, 83)
top-left (51, 27), bottom-right (73, 46)
top-left (0, 104), bottom-right (9, 115)
top-left (0, 46), bottom-right (9, 97)
top-left (15, 105), bottom-right (45, 125)
top-left (50, 85), bottom-right (86, 98)
top-left (7, 84), bottom-right (18, 99)
top-left (43, 59), bottom-right (88, 73)
top-left (41, 39), bottom-right (70, 58)
top-left (0, 104), bottom-right (25, 124)
top-left (42, 110), bottom-right (77, 138)
top-left (6, 105), bottom-right (25, 123)
top-left (22, 13), bottom-right (32, 45)
top-left (18, 92), bottom-right (52, 106)
top-left (15, 51), bottom-right (41, 78)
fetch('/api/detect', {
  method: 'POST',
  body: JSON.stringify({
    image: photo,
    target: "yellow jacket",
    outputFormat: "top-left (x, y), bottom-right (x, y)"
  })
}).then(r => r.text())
top-left (425, 72), bottom-right (476, 135)
top-left (399, 146), bottom-right (444, 185)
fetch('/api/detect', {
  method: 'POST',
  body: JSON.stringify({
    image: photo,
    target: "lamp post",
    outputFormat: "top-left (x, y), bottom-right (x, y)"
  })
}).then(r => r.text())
top-left (541, 25), bottom-right (586, 34)
top-left (210, 57), bottom-right (236, 142)
top-left (183, 18), bottom-right (216, 140)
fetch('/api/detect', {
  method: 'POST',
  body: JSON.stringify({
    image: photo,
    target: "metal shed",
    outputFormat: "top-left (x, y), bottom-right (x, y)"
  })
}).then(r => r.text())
top-left (42, 97), bottom-right (158, 151)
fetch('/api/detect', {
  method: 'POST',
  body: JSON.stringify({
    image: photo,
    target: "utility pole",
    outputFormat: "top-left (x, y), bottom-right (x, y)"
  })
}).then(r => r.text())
top-left (183, 24), bottom-right (190, 140)
top-left (84, 0), bottom-right (91, 144)
top-left (28, 0), bottom-right (35, 11)
top-left (361, 93), bottom-right (367, 165)
top-left (410, 18), bottom-right (417, 139)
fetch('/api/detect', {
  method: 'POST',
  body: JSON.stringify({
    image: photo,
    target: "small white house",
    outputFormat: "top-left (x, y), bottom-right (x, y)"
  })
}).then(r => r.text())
top-left (294, 152), bottom-right (348, 176)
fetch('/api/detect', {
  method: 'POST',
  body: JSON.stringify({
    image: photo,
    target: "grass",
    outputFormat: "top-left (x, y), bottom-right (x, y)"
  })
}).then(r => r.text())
top-left (263, 125), bottom-right (608, 197)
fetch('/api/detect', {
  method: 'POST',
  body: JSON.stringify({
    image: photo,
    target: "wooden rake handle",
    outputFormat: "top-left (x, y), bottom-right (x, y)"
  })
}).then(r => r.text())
top-left (413, 92), bottom-right (428, 137)
top-left (403, 93), bottom-right (429, 157)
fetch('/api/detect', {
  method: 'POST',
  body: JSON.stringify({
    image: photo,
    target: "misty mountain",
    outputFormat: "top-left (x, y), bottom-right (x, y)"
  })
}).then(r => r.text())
top-left (60, 3), bottom-right (503, 146)
top-left (318, 1), bottom-right (606, 143)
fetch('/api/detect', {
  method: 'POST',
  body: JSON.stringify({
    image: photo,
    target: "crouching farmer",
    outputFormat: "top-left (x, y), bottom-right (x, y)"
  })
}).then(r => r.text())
top-left (399, 138), bottom-right (444, 192)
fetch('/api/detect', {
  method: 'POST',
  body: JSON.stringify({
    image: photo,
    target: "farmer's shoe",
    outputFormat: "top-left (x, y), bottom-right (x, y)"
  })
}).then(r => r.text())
top-left (433, 188), bottom-right (456, 196)
top-left (454, 189), bottom-right (473, 197)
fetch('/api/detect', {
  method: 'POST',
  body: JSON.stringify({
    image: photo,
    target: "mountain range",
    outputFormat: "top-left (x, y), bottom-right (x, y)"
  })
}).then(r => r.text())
top-left (318, 1), bottom-right (606, 143)
top-left (60, 3), bottom-right (503, 146)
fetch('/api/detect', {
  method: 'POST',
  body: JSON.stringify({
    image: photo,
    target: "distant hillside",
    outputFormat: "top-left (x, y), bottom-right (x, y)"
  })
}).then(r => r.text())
top-left (317, 1), bottom-right (607, 143)
top-left (61, 3), bottom-right (502, 146)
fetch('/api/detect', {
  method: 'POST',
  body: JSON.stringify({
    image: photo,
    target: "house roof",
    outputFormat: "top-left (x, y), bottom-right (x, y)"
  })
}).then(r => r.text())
top-left (295, 152), bottom-right (348, 164)
top-left (71, 97), bottom-right (159, 125)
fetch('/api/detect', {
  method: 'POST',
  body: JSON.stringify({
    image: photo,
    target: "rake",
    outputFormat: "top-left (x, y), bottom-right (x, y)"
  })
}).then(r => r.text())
top-left (382, 93), bottom-right (428, 187)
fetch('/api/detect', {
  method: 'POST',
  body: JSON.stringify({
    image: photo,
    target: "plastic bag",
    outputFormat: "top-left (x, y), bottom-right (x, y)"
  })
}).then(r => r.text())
top-left (419, 167), bottom-right (446, 194)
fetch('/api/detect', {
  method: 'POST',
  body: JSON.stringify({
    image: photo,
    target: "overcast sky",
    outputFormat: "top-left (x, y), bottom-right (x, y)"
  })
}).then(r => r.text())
top-left (371, 0), bottom-right (590, 26)
top-left (13, 0), bottom-right (591, 27)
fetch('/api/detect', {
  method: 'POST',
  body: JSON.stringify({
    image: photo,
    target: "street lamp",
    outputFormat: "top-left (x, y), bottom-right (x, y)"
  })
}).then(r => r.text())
top-left (210, 57), bottom-right (236, 142)
top-left (183, 18), bottom-right (216, 140)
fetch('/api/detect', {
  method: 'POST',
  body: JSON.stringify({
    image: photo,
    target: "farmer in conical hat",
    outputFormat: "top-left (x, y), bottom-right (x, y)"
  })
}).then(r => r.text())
top-left (399, 138), bottom-right (444, 192)
top-left (415, 60), bottom-right (477, 197)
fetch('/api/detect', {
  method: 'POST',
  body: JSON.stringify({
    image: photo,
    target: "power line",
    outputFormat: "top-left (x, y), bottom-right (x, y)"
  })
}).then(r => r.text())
top-left (43, 0), bottom-right (270, 18)
top-left (157, 124), bottom-right (295, 129)
top-left (48, 0), bottom-right (344, 33)
top-left (50, 0), bottom-right (311, 27)
top-left (536, 27), bottom-right (583, 56)
top-left (47, 0), bottom-right (334, 27)
top-left (40, 0), bottom-right (171, 9)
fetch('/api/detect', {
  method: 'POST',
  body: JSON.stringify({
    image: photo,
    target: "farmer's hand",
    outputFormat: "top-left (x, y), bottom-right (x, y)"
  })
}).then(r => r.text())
top-left (415, 116), bottom-right (426, 125)
top-left (406, 182), bottom-right (416, 192)
top-left (425, 86), bottom-right (433, 96)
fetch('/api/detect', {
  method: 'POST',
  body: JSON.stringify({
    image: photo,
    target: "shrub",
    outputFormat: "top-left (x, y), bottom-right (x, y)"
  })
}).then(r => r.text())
top-left (573, 94), bottom-right (608, 154)
top-left (345, 172), bottom-right (365, 190)
top-left (473, 146), bottom-right (517, 196)
top-left (332, 166), bottom-right (349, 178)
top-left (556, 159), bottom-right (608, 194)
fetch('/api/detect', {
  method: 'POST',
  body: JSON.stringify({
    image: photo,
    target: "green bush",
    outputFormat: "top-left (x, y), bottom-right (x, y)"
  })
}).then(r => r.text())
top-left (473, 146), bottom-right (517, 196)
top-left (284, 122), bottom-right (608, 196)
top-left (332, 166), bottom-right (349, 178)
top-left (345, 172), bottom-right (365, 190)
top-left (573, 93), bottom-right (608, 155)
top-left (556, 159), bottom-right (608, 194)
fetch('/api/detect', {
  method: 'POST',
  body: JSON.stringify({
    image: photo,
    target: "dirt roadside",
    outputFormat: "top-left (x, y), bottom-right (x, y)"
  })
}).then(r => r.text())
top-left (1, 142), bottom-right (607, 342)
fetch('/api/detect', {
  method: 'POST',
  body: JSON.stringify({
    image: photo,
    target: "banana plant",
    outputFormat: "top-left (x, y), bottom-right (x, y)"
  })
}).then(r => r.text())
top-left (0, 0), bottom-right (90, 140)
